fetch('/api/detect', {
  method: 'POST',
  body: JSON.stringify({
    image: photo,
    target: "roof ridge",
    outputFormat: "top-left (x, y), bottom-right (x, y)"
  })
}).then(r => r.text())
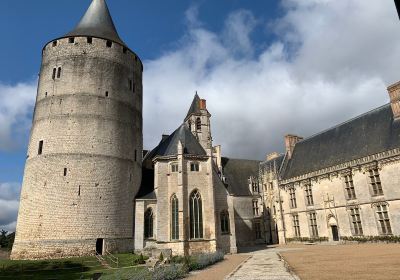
top-left (300, 103), bottom-right (391, 143)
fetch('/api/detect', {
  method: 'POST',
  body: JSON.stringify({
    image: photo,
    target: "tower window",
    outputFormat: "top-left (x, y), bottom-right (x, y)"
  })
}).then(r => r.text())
top-left (134, 149), bottom-right (137, 162)
top-left (38, 140), bottom-right (43, 155)
top-left (196, 117), bottom-right (201, 131)
top-left (129, 79), bottom-right (132, 91)
top-left (52, 40), bottom-right (57, 47)
top-left (45, 92), bottom-right (48, 97)
top-left (105, 91), bottom-right (109, 97)
top-left (190, 162), bottom-right (200, 172)
top-left (52, 68), bottom-right (56, 80)
top-left (123, 47), bottom-right (127, 54)
top-left (132, 82), bottom-right (136, 93)
top-left (69, 37), bottom-right (75, 44)
top-left (78, 186), bottom-right (81, 196)
top-left (63, 168), bottom-right (67, 176)
top-left (57, 67), bottom-right (62, 79)
top-left (87, 37), bottom-right (93, 44)
top-left (106, 40), bottom-right (112, 48)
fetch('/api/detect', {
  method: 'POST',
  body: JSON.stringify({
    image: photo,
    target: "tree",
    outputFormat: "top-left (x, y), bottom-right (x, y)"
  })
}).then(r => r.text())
top-left (0, 230), bottom-right (7, 248)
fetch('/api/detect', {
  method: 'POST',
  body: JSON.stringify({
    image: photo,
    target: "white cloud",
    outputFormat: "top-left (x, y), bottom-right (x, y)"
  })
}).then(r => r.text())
top-left (143, 0), bottom-right (398, 160)
top-left (0, 81), bottom-right (36, 151)
top-left (0, 183), bottom-right (21, 232)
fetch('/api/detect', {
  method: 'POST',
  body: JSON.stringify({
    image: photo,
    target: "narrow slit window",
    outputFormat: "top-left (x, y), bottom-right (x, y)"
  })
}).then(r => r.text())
top-left (63, 168), bottom-right (67, 176)
top-left (45, 92), bottom-right (48, 97)
top-left (38, 140), bottom-right (43, 155)
top-left (134, 150), bottom-right (137, 162)
top-left (123, 47), bottom-right (127, 54)
top-left (106, 40), bottom-right (112, 48)
top-left (87, 37), bottom-right (93, 44)
top-left (132, 82), bottom-right (136, 92)
top-left (52, 68), bottom-right (56, 80)
top-left (57, 67), bottom-right (62, 78)
top-left (69, 37), bottom-right (75, 44)
top-left (78, 186), bottom-right (81, 196)
top-left (105, 91), bottom-right (109, 97)
top-left (52, 41), bottom-right (57, 47)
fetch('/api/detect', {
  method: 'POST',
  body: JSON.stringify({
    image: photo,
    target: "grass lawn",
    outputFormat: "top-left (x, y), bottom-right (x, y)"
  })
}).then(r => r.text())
top-left (0, 253), bottom-right (146, 280)
top-left (280, 243), bottom-right (400, 280)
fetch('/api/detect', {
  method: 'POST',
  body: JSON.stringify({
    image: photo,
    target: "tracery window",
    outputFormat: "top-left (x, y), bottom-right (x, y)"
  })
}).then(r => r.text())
top-left (190, 190), bottom-right (203, 239)
top-left (171, 195), bottom-right (179, 240)
top-left (144, 208), bottom-right (154, 239)
top-left (220, 210), bottom-right (230, 234)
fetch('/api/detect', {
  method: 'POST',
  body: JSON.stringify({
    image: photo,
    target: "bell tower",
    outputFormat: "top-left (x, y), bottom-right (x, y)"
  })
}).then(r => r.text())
top-left (184, 93), bottom-right (212, 154)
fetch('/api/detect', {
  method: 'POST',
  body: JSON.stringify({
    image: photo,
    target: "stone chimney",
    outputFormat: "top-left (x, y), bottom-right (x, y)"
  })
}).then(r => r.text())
top-left (387, 81), bottom-right (400, 121)
top-left (285, 134), bottom-right (303, 159)
top-left (199, 99), bottom-right (207, 110)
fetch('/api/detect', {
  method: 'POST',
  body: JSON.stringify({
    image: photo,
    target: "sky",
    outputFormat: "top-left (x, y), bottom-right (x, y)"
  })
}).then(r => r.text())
top-left (0, 0), bottom-right (399, 232)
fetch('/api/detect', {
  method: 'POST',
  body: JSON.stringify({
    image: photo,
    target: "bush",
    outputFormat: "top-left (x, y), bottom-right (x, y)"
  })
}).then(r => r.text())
top-left (341, 235), bottom-right (400, 243)
top-left (286, 237), bottom-right (328, 243)
top-left (111, 264), bottom-right (188, 280)
top-left (171, 251), bottom-right (225, 271)
top-left (133, 253), bottom-right (146, 265)
top-left (0, 230), bottom-right (15, 250)
top-left (159, 252), bottom-right (164, 262)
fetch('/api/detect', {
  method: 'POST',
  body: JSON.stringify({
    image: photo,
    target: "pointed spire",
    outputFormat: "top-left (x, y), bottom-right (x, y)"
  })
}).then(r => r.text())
top-left (65, 0), bottom-right (126, 46)
top-left (185, 93), bottom-right (201, 120)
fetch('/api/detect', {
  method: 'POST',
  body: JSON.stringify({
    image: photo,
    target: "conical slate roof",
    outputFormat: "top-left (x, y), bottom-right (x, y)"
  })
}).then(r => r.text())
top-left (185, 93), bottom-right (202, 120)
top-left (65, 0), bottom-right (126, 46)
top-left (144, 124), bottom-right (206, 160)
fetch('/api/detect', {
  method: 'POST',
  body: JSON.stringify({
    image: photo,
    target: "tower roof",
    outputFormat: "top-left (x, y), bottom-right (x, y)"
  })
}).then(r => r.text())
top-left (185, 93), bottom-right (202, 120)
top-left (65, 0), bottom-right (126, 46)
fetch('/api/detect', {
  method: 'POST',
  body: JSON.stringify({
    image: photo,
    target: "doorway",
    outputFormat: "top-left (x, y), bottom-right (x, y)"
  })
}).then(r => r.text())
top-left (331, 226), bottom-right (339, 241)
top-left (96, 238), bottom-right (104, 255)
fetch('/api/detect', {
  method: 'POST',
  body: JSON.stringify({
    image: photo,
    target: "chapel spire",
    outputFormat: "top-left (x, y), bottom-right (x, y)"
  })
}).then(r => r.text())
top-left (65, 0), bottom-right (126, 46)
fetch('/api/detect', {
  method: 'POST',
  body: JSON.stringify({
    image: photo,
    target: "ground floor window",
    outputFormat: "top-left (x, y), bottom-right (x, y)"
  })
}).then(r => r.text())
top-left (220, 210), bottom-right (230, 234)
top-left (292, 214), bottom-right (301, 237)
top-left (349, 207), bottom-right (363, 236)
top-left (375, 204), bottom-right (392, 235)
top-left (308, 212), bottom-right (318, 237)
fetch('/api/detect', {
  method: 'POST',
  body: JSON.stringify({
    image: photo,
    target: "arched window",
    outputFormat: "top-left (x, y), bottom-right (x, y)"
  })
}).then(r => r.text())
top-left (144, 208), bottom-right (153, 239)
top-left (171, 194), bottom-right (179, 240)
top-left (57, 67), bottom-right (62, 78)
top-left (220, 210), bottom-right (230, 234)
top-left (196, 117), bottom-right (201, 131)
top-left (190, 190), bottom-right (203, 239)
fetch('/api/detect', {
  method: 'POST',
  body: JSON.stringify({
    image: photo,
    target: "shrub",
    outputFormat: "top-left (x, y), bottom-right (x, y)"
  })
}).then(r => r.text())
top-left (286, 237), bottom-right (328, 243)
top-left (186, 251), bottom-right (225, 271)
top-left (159, 252), bottom-right (164, 262)
top-left (341, 235), bottom-right (400, 243)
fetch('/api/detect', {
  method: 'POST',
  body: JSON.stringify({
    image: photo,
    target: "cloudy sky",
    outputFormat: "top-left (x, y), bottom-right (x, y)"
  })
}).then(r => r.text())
top-left (0, 0), bottom-right (399, 232)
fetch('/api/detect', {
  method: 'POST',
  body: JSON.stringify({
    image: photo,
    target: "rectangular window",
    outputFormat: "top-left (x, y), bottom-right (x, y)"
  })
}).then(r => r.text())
top-left (344, 174), bottom-right (356, 200)
top-left (87, 37), bottom-right (93, 44)
top-left (254, 222), bottom-right (262, 239)
top-left (376, 204), bottom-right (392, 235)
top-left (369, 169), bottom-right (383, 196)
top-left (129, 79), bottom-right (132, 91)
top-left (171, 163), bottom-right (179, 173)
top-left (38, 140), bottom-right (43, 155)
top-left (304, 184), bottom-right (314, 206)
top-left (252, 181), bottom-right (259, 193)
top-left (63, 168), bottom-right (67, 176)
top-left (190, 162), bottom-right (199, 172)
top-left (69, 37), bottom-right (75, 44)
top-left (123, 47), bottom-right (127, 54)
top-left (289, 188), bottom-right (297, 208)
top-left (105, 91), bottom-right (109, 97)
top-left (57, 67), bottom-right (62, 79)
top-left (269, 182), bottom-right (274, 190)
top-left (349, 207), bottom-right (363, 236)
top-left (52, 68), bottom-right (56, 80)
top-left (293, 214), bottom-right (301, 237)
top-left (134, 150), bottom-right (137, 162)
top-left (106, 40), bottom-right (112, 48)
top-left (253, 200), bottom-right (259, 216)
top-left (309, 212), bottom-right (318, 237)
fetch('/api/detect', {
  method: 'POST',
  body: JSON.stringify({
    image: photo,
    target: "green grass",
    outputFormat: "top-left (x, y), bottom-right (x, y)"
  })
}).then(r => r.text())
top-left (0, 254), bottom-right (146, 280)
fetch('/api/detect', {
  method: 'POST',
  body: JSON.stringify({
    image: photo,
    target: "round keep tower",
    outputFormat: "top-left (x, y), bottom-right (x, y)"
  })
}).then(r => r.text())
top-left (11, 0), bottom-right (143, 259)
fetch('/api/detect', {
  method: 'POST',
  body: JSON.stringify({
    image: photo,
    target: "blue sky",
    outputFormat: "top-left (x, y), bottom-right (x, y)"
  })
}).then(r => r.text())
top-left (1, 0), bottom-right (400, 231)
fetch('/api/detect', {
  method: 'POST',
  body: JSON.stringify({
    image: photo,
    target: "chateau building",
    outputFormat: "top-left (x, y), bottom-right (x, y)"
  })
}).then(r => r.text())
top-left (10, 0), bottom-right (400, 260)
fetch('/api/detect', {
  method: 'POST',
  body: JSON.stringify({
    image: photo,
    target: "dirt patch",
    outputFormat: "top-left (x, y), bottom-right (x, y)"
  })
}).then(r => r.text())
top-left (0, 250), bottom-right (10, 260)
top-left (280, 244), bottom-right (400, 280)
top-left (187, 254), bottom-right (249, 280)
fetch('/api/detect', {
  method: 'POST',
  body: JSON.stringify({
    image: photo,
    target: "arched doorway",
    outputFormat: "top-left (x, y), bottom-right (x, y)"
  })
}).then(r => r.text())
top-left (327, 215), bottom-right (339, 241)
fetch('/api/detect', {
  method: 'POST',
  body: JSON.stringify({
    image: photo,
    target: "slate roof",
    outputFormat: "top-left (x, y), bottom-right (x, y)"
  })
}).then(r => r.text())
top-left (65, 0), bottom-right (127, 47)
top-left (222, 157), bottom-right (261, 196)
top-left (282, 104), bottom-right (400, 180)
top-left (185, 93), bottom-right (201, 120)
top-left (135, 167), bottom-right (155, 199)
top-left (144, 123), bottom-right (206, 161)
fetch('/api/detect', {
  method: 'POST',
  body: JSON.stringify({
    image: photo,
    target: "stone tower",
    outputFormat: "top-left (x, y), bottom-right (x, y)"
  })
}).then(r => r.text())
top-left (11, 0), bottom-right (143, 260)
top-left (184, 93), bottom-right (212, 154)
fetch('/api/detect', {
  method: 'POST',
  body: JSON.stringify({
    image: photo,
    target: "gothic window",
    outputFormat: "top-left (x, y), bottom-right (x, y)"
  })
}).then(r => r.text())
top-left (349, 207), bottom-right (363, 236)
top-left (254, 222), bottom-right (262, 239)
top-left (308, 212), bottom-right (318, 237)
top-left (57, 67), bottom-right (62, 79)
top-left (292, 214), bottom-right (301, 237)
top-left (369, 169), bottom-right (383, 196)
top-left (171, 163), bottom-right (179, 173)
top-left (220, 210), bottom-right (230, 234)
top-left (38, 140), bottom-right (43, 155)
top-left (375, 204), bottom-right (392, 235)
top-left (196, 117), bottom-right (201, 131)
top-left (344, 174), bottom-right (356, 200)
top-left (289, 188), bottom-right (297, 208)
top-left (63, 168), bottom-right (67, 176)
top-left (304, 184), bottom-right (314, 206)
top-left (252, 200), bottom-right (259, 216)
top-left (190, 190), bottom-right (203, 239)
top-left (144, 208), bottom-right (154, 239)
top-left (190, 162), bottom-right (200, 172)
top-left (171, 195), bottom-right (179, 240)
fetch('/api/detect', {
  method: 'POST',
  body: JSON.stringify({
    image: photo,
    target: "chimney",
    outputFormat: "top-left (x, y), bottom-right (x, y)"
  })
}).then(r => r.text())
top-left (266, 152), bottom-right (280, 161)
top-left (199, 99), bottom-right (207, 110)
top-left (387, 81), bottom-right (400, 121)
top-left (162, 134), bottom-right (169, 141)
top-left (285, 134), bottom-right (303, 159)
